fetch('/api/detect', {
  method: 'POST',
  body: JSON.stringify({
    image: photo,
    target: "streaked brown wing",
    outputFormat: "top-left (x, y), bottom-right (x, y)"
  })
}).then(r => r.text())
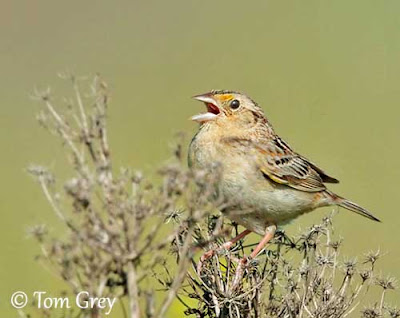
top-left (256, 136), bottom-right (338, 192)
top-left (304, 158), bottom-right (339, 184)
top-left (221, 136), bottom-right (339, 192)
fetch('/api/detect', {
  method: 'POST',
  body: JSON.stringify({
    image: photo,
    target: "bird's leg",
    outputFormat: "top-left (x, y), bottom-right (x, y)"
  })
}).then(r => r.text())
top-left (197, 229), bottom-right (251, 274)
top-left (232, 224), bottom-right (277, 289)
top-left (249, 224), bottom-right (277, 259)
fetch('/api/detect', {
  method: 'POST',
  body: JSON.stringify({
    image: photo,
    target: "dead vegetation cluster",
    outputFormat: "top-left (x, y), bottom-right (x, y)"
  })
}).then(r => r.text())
top-left (25, 75), bottom-right (398, 318)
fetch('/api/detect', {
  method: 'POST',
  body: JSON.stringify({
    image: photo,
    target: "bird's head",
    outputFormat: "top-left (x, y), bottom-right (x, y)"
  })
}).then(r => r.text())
top-left (191, 90), bottom-right (266, 128)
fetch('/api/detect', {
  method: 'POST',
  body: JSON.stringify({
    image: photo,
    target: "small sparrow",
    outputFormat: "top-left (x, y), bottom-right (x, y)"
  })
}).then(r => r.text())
top-left (188, 90), bottom-right (380, 269)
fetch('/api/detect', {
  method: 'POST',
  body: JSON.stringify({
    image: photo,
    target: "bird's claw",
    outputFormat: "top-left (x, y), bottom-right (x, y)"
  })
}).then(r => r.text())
top-left (197, 249), bottom-right (216, 274)
top-left (231, 256), bottom-right (250, 290)
top-left (197, 241), bottom-right (235, 274)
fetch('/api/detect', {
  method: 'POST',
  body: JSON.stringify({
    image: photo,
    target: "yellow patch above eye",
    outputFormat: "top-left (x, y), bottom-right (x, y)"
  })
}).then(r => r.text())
top-left (217, 94), bottom-right (233, 101)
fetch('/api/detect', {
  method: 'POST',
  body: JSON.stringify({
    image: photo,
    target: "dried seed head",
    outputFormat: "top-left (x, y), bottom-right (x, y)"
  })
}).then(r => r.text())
top-left (329, 238), bottom-right (343, 251)
top-left (343, 259), bottom-right (357, 276)
top-left (375, 275), bottom-right (397, 290)
top-left (360, 270), bottom-right (372, 282)
top-left (362, 307), bottom-right (381, 318)
top-left (315, 253), bottom-right (334, 266)
top-left (364, 250), bottom-right (381, 265)
top-left (387, 306), bottom-right (400, 318)
top-left (27, 165), bottom-right (55, 183)
top-left (27, 224), bottom-right (48, 242)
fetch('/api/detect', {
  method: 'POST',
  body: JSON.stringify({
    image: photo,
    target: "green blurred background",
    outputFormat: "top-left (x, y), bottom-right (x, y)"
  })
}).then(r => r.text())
top-left (1, 0), bottom-right (399, 316)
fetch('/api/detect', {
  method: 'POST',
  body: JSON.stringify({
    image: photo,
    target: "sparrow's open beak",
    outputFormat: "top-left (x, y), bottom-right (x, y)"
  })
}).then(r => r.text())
top-left (191, 94), bottom-right (221, 123)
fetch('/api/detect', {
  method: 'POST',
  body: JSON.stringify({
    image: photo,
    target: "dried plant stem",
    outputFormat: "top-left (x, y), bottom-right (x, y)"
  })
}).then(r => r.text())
top-left (127, 261), bottom-right (141, 318)
top-left (44, 99), bottom-right (84, 166)
top-left (38, 174), bottom-right (68, 224)
top-left (155, 228), bottom-right (194, 318)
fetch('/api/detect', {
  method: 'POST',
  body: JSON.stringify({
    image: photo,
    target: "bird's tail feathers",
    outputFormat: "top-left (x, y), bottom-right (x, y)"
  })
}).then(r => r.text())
top-left (329, 192), bottom-right (381, 222)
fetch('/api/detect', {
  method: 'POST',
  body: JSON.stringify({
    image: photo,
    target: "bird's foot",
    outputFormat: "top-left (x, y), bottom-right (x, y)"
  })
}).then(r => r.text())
top-left (197, 241), bottom-right (235, 274)
top-left (197, 249), bottom-right (216, 274)
top-left (231, 256), bottom-right (250, 290)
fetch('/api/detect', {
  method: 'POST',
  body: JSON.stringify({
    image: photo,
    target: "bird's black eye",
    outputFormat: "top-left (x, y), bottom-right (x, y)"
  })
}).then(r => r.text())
top-left (230, 99), bottom-right (240, 110)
